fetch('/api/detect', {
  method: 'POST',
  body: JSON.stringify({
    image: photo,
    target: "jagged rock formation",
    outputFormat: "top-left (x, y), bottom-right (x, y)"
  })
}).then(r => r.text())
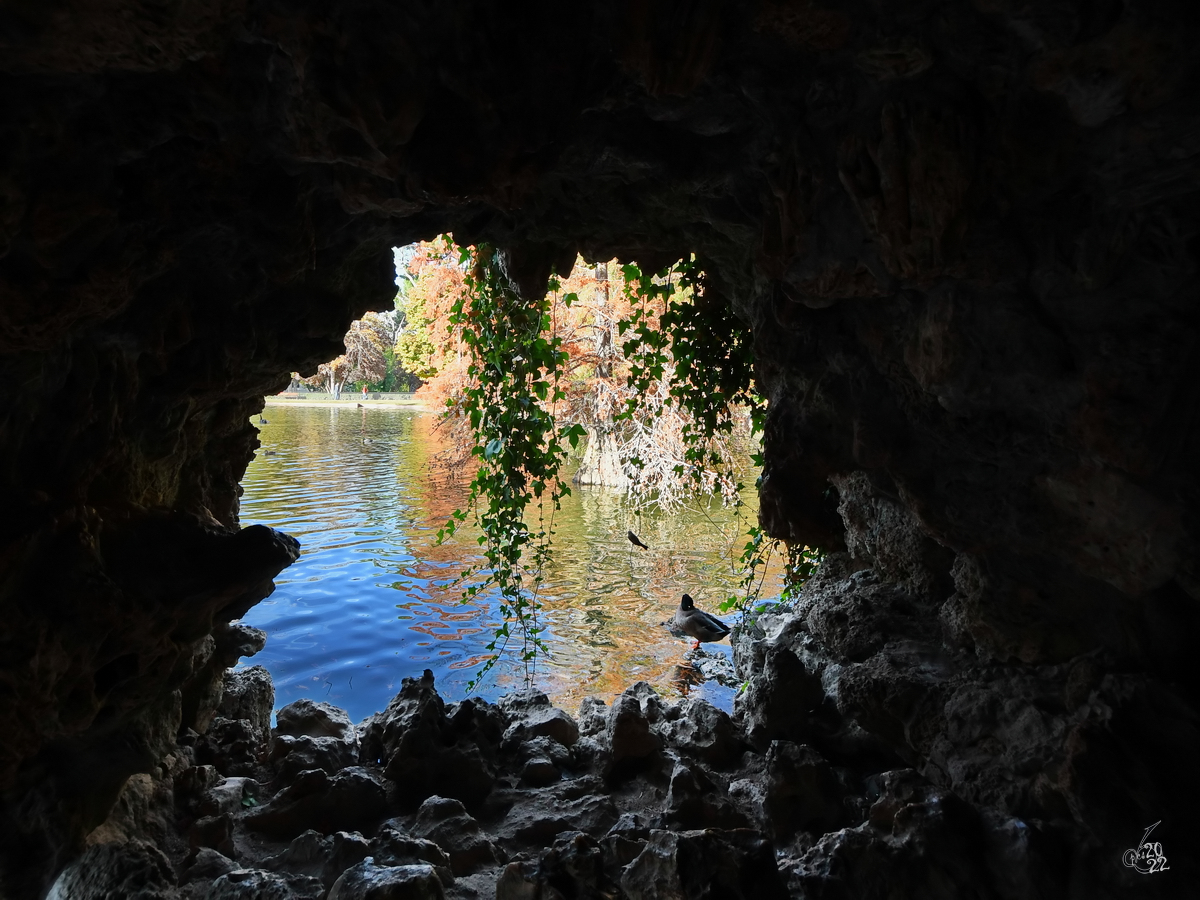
top-left (38, 666), bottom-right (988, 899)
top-left (2, 1), bottom-right (1197, 897)
top-left (55, 611), bottom-right (1191, 899)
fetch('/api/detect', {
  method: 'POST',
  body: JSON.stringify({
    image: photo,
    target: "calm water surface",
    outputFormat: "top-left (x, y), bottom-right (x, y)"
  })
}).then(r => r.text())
top-left (237, 403), bottom-right (784, 722)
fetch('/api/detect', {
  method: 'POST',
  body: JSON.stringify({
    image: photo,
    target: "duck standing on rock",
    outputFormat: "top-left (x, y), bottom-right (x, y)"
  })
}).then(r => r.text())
top-left (673, 593), bottom-right (731, 650)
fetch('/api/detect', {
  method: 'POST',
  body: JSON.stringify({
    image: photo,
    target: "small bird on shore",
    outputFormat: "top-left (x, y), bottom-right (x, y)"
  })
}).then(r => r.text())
top-left (258, 416), bottom-right (268, 424)
top-left (357, 403), bottom-right (364, 408)
top-left (673, 594), bottom-right (731, 651)
top-left (627, 530), bottom-right (649, 550)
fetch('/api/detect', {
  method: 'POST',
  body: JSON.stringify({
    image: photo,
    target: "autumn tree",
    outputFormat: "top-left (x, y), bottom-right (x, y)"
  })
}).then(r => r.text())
top-left (302, 355), bottom-right (350, 398)
top-left (401, 239), bottom-right (754, 510)
top-left (301, 312), bottom-right (390, 398)
top-left (344, 314), bottom-right (389, 385)
top-left (397, 237), bottom-right (469, 389)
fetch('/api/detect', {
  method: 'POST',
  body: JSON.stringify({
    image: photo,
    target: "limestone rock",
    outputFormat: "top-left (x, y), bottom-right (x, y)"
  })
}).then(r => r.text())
top-left (47, 841), bottom-right (178, 900)
top-left (663, 761), bottom-right (749, 831)
top-left (500, 692), bottom-right (580, 748)
top-left (328, 861), bottom-right (445, 900)
top-left (493, 783), bottom-right (620, 848)
top-left (261, 830), bottom-right (371, 888)
top-left (371, 823), bottom-right (455, 887)
top-left (727, 778), bottom-right (771, 832)
top-left (219, 667), bottom-right (275, 750)
top-left (496, 832), bottom-right (616, 900)
top-left (494, 863), bottom-right (538, 900)
top-left (866, 769), bottom-right (938, 831)
top-left (763, 741), bottom-right (847, 837)
top-left (196, 717), bottom-right (264, 778)
top-left (86, 755), bottom-right (186, 847)
top-left (203, 869), bottom-right (324, 900)
top-left (735, 642), bottom-right (828, 751)
top-left (183, 637), bottom-right (223, 736)
top-left (577, 698), bottom-right (608, 738)
top-left (244, 768), bottom-right (386, 840)
top-left (271, 734), bottom-right (359, 783)
top-left (189, 814), bottom-right (235, 858)
top-left (620, 829), bottom-right (788, 900)
top-left (661, 698), bottom-right (743, 768)
top-left (183, 627), bottom-right (270, 738)
top-left (411, 796), bottom-right (500, 876)
top-left (519, 756), bottom-right (560, 788)
top-left (197, 776), bottom-right (260, 818)
top-left (604, 814), bottom-right (653, 871)
top-left (181, 848), bottom-right (238, 884)
top-left (358, 678), bottom-right (499, 808)
top-left (214, 627), bottom-right (270, 670)
top-left (783, 791), bottom-right (992, 900)
top-left (832, 471), bottom-right (954, 597)
top-left (803, 577), bottom-right (933, 665)
top-left (605, 684), bottom-right (663, 773)
top-left (277, 699), bottom-right (356, 743)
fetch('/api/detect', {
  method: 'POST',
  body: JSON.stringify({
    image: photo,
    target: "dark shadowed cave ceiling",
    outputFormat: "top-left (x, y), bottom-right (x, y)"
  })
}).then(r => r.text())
top-left (1, 0), bottom-right (1198, 897)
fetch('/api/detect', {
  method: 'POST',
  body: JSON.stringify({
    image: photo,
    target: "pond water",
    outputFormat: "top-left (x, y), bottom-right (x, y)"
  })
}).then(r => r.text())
top-left (237, 403), bottom-right (785, 722)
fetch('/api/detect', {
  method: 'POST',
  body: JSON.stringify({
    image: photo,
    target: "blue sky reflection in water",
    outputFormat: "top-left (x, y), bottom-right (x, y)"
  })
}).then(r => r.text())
top-left (236, 404), bottom-right (785, 723)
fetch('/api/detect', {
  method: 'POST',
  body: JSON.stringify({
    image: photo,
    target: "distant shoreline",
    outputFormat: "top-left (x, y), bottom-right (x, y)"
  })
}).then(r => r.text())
top-left (264, 395), bottom-right (435, 411)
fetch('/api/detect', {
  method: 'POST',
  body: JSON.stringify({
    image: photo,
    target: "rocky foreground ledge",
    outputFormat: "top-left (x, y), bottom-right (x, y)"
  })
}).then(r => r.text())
top-left (51, 553), bottom-right (1191, 899)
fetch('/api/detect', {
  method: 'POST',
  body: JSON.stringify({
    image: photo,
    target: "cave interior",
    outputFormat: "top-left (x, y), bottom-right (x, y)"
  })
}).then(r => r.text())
top-left (1, 1), bottom-right (1197, 898)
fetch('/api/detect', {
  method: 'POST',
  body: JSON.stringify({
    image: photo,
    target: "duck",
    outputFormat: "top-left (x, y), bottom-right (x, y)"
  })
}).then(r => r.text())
top-left (672, 593), bottom-right (730, 650)
top-left (258, 416), bottom-right (269, 424)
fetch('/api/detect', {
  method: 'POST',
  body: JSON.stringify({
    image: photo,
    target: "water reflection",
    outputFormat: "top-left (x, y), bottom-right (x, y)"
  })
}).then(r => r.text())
top-left (237, 404), bottom-right (784, 722)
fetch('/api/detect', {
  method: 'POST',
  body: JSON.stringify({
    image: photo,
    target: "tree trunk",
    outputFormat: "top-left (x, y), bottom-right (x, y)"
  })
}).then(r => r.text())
top-left (572, 424), bottom-right (629, 488)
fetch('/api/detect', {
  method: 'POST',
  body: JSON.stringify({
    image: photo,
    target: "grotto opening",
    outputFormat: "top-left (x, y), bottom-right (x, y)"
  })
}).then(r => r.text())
top-left (1, 1), bottom-right (1197, 898)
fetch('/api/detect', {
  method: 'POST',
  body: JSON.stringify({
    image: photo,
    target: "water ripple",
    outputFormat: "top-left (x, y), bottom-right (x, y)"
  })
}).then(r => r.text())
top-left (236, 404), bottom-right (784, 722)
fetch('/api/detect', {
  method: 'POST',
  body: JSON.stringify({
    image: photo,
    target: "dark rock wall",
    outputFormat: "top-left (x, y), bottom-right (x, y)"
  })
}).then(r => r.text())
top-left (1, 1), bottom-right (1197, 896)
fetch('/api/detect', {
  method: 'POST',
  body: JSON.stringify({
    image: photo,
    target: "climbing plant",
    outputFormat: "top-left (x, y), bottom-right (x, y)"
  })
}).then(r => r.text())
top-left (436, 242), bottom-right (585, 690)
top-left (616, 257), bottom-right (761, 469)
top-left (439, 241), bottom-right (820, 689)
top-left (728, 525), bottom-right (824, 616)
top-left (614, 258), bottom-right (822, 617)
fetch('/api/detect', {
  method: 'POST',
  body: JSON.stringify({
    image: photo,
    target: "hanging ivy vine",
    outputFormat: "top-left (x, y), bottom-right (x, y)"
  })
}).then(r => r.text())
top-left (436, 243), bottom-right (584, 690)
top-left (440, 241), bottom-right (820, 690)
top-left (616, 257), bottom-right (760, 469)
top-left (615, 258), bottom-right (822, 616)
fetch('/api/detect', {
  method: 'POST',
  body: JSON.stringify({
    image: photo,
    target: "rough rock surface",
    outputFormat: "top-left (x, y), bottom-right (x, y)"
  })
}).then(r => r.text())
top-left (0, 510), bottom-right (296, 897)
top-left (66, 673), bottom-right (808, 900)
top-left (3, 2), bottom-right (1199, 897)
top-left (735, 553), bottom-right (1197, 897)
top-left (328, 861), bottom-right (444, 900)
top-left (54, 660), bottom-right (1193, 899)
top-left (47, 841), bottom-right (177, 900)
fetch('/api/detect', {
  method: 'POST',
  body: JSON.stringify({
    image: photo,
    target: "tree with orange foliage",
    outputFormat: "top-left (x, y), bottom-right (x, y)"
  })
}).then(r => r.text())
top-left (548, 258), bottom-right (751, 509)
top-left (400, 239), bottom-right (752, 510)
top-left (300, 312), bottom-right (390, 398)
top-left (397, 238), bottom-right (469, 389)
